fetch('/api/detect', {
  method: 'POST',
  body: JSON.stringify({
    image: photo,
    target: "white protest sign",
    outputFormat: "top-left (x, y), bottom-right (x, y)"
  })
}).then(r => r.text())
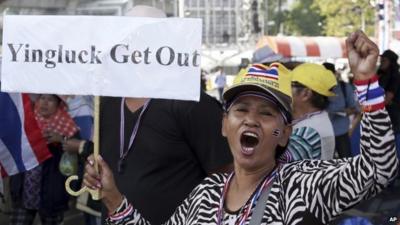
top-left (1, 15), bottom-right (202, 101)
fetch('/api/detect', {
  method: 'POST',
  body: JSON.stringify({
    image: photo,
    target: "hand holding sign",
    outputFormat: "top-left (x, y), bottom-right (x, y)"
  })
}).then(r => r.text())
top-left (82, 154), bottom-right (124, 212)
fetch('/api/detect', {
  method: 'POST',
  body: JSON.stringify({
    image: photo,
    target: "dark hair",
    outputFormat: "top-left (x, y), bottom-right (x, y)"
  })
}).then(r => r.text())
top-left (310, 91), bottom-right (329, 110)
top-left (322, 62), bottom-right (335, 74)
top-left (381, 49), bottom-right (398, 63)
top-left (54, 95), bottom-right (62, 104)
top-left (38, 94), bottom-right (62, 104)
top-left (292, 82), bottom-right (329, 110)
top-left (378, 50), bottom-right (400, 75)
top-left (275, 143), bottom-right (287, 159)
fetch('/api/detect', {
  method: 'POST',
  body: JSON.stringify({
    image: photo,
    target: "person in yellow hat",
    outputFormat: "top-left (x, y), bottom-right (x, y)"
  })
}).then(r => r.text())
top-left (288, 63), bottom-right (337, 160)
top-left (84, 30), bottom-right (398, 225)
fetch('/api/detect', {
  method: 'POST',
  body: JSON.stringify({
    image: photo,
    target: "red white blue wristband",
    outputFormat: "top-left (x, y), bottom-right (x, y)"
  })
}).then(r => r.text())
top-left (108, 197), bottom-right (133, 221)
top-left (353, 75), bottom-right (385, 112)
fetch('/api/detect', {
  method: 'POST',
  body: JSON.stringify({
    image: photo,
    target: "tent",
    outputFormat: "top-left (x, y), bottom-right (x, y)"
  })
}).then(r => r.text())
top-left (256, 36), bottom-right (348, 59)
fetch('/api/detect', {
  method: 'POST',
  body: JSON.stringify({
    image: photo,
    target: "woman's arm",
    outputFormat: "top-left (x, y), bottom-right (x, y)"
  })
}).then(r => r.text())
top-left (292, 31), bottom-right (398, 223)
top-left (84, 155), bottom-right (198, 225)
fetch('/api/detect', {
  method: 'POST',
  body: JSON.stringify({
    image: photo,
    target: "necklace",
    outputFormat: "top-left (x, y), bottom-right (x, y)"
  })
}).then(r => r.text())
top-left (291, 110), bottom-right (323, 125)
top-left (118, 98), bottom-right (150, 174)
top-left (216, 169), bottom-right (277, 225)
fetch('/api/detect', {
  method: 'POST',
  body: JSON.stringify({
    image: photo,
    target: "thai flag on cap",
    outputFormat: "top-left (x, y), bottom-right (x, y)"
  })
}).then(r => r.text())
top-left (246, 64), bottom-right (279, 80)
top-left (0, 92), bottom-right (51, 177)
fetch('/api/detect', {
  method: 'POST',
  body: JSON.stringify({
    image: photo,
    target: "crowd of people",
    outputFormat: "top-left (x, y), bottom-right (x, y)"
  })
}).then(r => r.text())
top-left (2, 4), bottom-right (400, 225)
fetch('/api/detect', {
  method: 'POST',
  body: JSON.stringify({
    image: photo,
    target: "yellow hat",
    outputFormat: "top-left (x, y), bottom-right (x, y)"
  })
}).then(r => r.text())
top-left (223, 63), bottom-right (292, 116)
top-left (232, 67), bottom-right (248, 84)
top-left (291, 63), bottom-right (337, 97)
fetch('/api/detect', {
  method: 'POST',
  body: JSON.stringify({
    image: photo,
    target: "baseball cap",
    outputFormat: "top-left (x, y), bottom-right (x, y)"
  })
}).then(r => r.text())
top-left (252, 46), bottom-right (283, 64)
top-left (223, 63), bottom-right (292, 123)
top-left (291, 63), bottom-right (337, 97)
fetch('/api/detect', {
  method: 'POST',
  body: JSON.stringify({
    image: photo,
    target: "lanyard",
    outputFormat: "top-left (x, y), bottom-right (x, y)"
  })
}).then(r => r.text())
top-left (291, 110), bottom-right (323, 125)
top-left (216, 169), bottom-right (277, 225)
top-left (118, 98), bottom-right (150, 174)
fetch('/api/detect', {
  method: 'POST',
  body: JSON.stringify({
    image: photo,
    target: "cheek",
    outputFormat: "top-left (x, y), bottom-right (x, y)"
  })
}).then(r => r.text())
top-left (222, 115), bottom-right (242, 142)
top-left (47, 103), bottom-right (58, 113)
top-left (37, 100), bottom-right (45, 107)
top-left (263, 120), bottom-right (285, 140)
top-left (225, 113), bottom-right (241, 126)
top-left (224, 119), bottom-right (236, 137)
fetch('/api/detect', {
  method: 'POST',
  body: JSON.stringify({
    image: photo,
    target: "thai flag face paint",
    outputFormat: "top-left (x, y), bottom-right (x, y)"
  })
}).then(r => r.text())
top-left (272, 128), bottom-right (281, 137)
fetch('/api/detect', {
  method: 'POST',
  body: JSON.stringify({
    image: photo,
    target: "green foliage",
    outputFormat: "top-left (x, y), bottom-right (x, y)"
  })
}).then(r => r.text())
top-left (263, 0), bottom-right (287, 35)
top-left (285, 0), bottom-right (324, 36)
top-left (263, 0), bottom-right (375, 36)
top-left (313, 0), bottom-right (375, 36)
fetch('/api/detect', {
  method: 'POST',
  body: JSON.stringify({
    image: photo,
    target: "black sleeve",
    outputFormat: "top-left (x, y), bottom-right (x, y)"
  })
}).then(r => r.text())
top-left (80, 140), bottom-right (94, 160)
top-left (173, 92), bottom-right (232, 172)
top-left (386, 72), bottom-right (400, 94)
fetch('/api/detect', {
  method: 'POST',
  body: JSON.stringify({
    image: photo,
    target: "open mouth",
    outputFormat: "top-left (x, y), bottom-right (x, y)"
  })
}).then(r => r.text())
top-left (240, 131), bottom-right (259, 155)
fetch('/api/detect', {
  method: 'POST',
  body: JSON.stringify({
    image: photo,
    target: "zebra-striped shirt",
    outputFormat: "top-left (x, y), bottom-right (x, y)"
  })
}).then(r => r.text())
top-left (107, 110), bottom-right (398, 225)
top-left (107, 78), bottom-right (398, 225)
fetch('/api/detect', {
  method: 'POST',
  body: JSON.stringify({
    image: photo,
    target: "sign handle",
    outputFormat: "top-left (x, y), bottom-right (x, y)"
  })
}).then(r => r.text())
top-left (65, 96), bottom-right (100, 200)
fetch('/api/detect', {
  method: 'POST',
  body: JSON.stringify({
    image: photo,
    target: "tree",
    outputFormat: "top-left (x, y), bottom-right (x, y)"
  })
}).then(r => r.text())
top-left (261, 0), bottom-right (288, 35)
top-left (262, 0), bottom-right (374, 37)
top-left (285, 0), bottom-right (324, 36)
top-left (313, 0), bottom-right (375, 36)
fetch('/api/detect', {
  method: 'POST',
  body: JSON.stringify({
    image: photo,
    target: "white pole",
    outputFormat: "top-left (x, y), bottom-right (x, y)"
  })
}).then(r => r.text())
top-left (179, 0), bottom-right (185, 18)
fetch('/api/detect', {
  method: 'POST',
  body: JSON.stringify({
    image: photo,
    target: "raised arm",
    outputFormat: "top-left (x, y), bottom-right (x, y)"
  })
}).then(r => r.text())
top-left (288, 31), bottom-right (399, 223)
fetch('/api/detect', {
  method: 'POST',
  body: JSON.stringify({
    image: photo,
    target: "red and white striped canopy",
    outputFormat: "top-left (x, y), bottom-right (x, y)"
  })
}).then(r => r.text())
top-left (256, 36), bottom-right (348, 59)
